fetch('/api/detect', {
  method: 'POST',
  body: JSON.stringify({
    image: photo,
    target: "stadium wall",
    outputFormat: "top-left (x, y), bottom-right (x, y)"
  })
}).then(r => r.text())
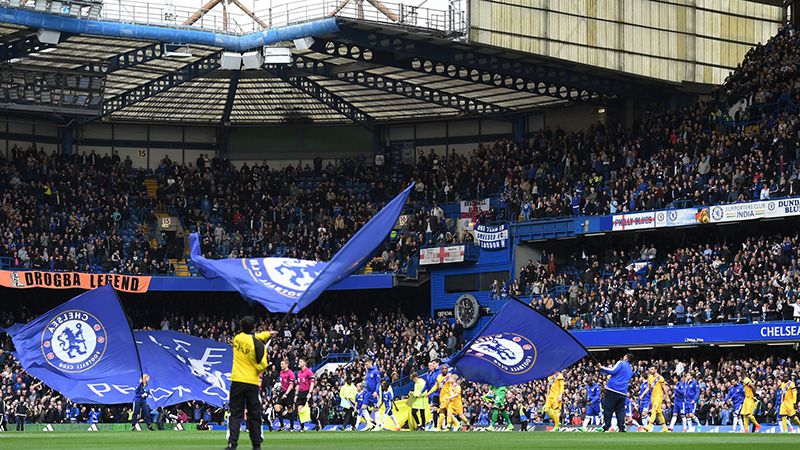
top-left (225, 125), bottom-right (373, 162)
top-left (385, 104), bottom-right (598, 154)
top-left (0, 116), bottom-right (219, 169)
top-left (469, 0), bottom-right (784, 85)
top-left (0, 115), bottom-right (61, 157)
top-left (428, 244), bottom-right (512, 340)
top-left (5, 104), bottom-right (597, 165)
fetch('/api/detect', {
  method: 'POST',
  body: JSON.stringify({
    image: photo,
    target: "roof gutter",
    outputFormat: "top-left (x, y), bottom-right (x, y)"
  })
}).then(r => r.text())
top-left (0, 7), bottom-right (339, 52)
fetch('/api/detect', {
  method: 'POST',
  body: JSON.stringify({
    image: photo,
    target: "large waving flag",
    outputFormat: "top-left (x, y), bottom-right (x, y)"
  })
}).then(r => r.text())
top-left (191, 183), bottom-right (413, 312)
top-left (1, 286), bottom-right (235, 407)
top-left (135, 330), bottom-right (232, 408)
top-left (0, 285), bottom-right (141, 404)
top-left (449, 298), bottom-right (589, 386)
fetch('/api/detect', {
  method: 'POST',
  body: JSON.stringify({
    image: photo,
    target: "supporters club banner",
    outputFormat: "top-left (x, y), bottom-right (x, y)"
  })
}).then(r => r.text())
top-left (709, 197), bottom-right (800, 223)
top-left (449, 298), bottom-right (588, 386)
top-left (474, 223), bottom-right (509, 249)
top-left (0, 270), bottom-right (151, 293)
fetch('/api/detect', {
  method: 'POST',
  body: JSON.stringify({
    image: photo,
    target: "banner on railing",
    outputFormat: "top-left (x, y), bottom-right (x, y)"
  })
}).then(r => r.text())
top-left (611, 211), bottom-right (655, 231)
top-left (419, 245), bottom-right (466, 266)
top-left (572, 321), bottom-right (800, 348)
top-left (0, 270), bottom-right (151, 293)
top-left (475, 224), bottom-right (508, 249)
top-left (654, 208), bottom-right (707, 228)
top-left (709, 198), bottom-right (800, 223)
top-left (460, 198), bottom-right (490, 219)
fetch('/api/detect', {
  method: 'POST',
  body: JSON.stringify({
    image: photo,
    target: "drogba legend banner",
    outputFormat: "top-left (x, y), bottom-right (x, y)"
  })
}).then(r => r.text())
top-left (0, 270), bottom-right (151, 293)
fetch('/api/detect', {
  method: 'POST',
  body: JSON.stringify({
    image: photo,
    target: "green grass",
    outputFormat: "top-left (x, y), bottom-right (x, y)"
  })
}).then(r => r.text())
top-left (0, 431), bottom-right (799, 449)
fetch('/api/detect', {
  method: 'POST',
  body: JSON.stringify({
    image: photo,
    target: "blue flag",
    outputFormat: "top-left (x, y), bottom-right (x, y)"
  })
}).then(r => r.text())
top-left (190, 184), bottom-right (413, 312)
top-left (449, 298), bottom-right (588, 386)
top-left (135, 330), bottom-right (232, 408)
top-left (0, 285), bottom-right (141, 404)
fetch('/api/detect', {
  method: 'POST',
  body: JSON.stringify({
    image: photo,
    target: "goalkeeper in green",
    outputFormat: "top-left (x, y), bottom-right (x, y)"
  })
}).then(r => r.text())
top-left (482, 386), bottom-right (513, 431)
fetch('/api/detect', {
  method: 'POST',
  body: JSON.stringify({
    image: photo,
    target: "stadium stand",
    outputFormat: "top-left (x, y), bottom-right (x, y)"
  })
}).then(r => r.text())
top-left (4, 0), bottom-right (800, 441)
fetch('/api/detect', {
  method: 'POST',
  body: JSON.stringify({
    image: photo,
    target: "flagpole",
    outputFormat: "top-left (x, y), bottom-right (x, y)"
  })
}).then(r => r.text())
top-left (508, 295), bottom-right (599, 364)
top-left (273, 301), bottom-right (298, 335)
top-left (112, 287), bottom-right (145, 378)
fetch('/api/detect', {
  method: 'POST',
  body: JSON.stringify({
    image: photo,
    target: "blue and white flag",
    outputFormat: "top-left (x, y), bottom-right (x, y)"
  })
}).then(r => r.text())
top-left (449, 298), bottom-right (588, 386)
top-left (191, 184), bottom-right (413, 312)
top-left (474, 223), bottom-right (508, 249)
top-left (0, 285), bottom-right (141, 404)
top-left (135, 331), bottom-right (232, 408)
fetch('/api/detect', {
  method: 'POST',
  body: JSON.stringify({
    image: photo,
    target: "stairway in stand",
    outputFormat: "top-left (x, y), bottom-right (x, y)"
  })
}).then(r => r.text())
top-left (171, 259), bottom-right (190, 277)
top-left (144, 178), bottom-right (158, 199)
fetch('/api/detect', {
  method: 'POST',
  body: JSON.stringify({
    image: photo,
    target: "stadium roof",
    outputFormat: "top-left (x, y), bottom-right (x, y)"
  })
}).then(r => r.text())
top-left (0, 1), bottom-right (686, 128)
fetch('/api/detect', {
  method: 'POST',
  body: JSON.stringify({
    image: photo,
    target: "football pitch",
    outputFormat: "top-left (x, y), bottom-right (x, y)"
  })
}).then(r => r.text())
top-left (0, 431), bottom-right (799, 449)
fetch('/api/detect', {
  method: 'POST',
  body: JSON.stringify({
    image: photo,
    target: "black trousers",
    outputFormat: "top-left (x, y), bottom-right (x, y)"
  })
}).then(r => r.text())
top-left (15, 416), bottom-right (24, 431)
top-left (342, 408), bottom-right (354, 428)
top-left (602, 390), bottom-right (626, 432)
top-left (411, 408), bottom-right (426, 428)
top-left (132, 401), bottom-right (152, 426)
top-left (228, 381), bottom-right (263, 447)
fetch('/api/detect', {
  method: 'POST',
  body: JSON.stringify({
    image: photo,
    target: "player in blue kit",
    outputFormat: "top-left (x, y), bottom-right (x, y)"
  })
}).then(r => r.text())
top-left (377, 380), bottom-right (401, 431)
top-left (354, 383), bottom-right (374, 431)
top-left (724, 378), bottom-right (745, 433)
top-left (364, 358), bottom-right (382, 430)
top-left (683, 372), bottom-right (702, 432)
top-left (669, 375), bottom-right (686, 431)
top-left (582, 376), bottom-right (603, 430)
top-left (638, 374), bottom-right (651, 429)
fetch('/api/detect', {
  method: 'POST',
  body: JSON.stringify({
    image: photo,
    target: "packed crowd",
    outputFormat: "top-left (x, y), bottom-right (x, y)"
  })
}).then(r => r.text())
top-left (510, 228), bottom-right (800, 329)
top-left (464, 350), bottom-right (800, 430)
top-left (0, 305), bottom-right (459, 428)
top-left (2, 26), bottom-right (800, 276)
top-left (3, 298), bottom-right (797, 431)
top-left (0, 148), bottom-right (173, 275)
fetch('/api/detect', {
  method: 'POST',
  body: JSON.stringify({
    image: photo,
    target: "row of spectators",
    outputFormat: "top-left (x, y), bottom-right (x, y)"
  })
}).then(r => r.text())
top-left (505, 229), bottom-right (800, 329)
top-left (466, 350), bottom-right (800, 428)
top-left (3, 302), bottom-right (798, 429)
top-left (0, 304), bottom-right (459, 428)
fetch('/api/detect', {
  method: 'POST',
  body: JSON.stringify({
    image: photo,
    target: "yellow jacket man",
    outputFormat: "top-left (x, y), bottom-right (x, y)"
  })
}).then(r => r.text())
top-left (339, 380), bottom-right (358, 429)
top-left (226, 316), bottom-right (274, 450)
top-left (410, 372), bottom-right (428, 428)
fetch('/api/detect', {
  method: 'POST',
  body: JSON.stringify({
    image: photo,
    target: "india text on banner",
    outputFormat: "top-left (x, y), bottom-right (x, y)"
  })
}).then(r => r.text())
top-left (0, 270), bottom-right (151, 293)
top-left (448, 298), bottom-right (589, 386)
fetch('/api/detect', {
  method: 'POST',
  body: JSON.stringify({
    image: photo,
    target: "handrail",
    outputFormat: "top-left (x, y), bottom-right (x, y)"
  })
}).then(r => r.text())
top-left (0, 0), bottom-right (465, 35)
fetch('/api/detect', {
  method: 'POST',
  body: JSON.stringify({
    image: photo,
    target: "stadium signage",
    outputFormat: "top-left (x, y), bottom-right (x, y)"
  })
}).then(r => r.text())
top-left (474, 224), bottom-right (508, 249)
top-left (419, 245), bottom-right (466, 265)
top-left (760, 324), bottom-right (800, 338)
top-left (654, 208), bottom-right (707, 228)
top-left (0, 270), bottom-right (151, 293)
top-left (611, 212), bottom-right (655, 231)
top-left (709, 198), bottom-right (800, 223)
top-left (571, 321), bottom-right (800, 348)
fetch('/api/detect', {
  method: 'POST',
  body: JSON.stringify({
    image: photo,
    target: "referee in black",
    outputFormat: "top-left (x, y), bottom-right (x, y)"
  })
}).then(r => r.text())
top-left (226, 316), bottom-right (274, 450)
top-left (599, 353), bottom-right (635, 432)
